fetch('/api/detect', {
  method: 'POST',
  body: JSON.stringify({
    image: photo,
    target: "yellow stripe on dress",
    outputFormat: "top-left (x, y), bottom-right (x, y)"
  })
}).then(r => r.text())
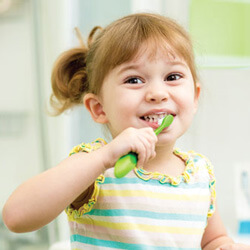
top-left (99, 189), bottom-right (210, 202)
top-left (69, 216), bottom-right (204, 235)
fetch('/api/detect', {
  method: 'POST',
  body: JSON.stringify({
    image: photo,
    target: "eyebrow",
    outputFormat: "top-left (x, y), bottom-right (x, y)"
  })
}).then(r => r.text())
top-left (117, 60), bottom-right (188, 74)
top-left (168, 61), bottom-right (188, 68)
top-left (117, 64), bottom-right (141, 74)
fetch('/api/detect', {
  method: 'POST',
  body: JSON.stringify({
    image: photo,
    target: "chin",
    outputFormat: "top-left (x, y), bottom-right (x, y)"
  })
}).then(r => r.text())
top-left (157, 136), bottom-right (176, 148)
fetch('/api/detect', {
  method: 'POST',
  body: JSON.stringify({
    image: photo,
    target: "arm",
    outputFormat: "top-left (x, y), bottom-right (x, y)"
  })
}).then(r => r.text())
top-left (201, 203), bottom-right (250, 249)
top-left (2, 127), bottom-right (157, 233)
top-left (2, 148), bottom-right (108, 233)
top-left (201, 205), bottom-right (234, 249)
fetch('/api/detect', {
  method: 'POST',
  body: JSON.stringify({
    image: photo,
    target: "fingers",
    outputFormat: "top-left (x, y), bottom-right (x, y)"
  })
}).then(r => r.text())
top-left (107, 127), bottom-right (158, 169)
top-left (135, 128), bottom-right (157, 167)
top-left (125, 127), bottom-right (157, 168)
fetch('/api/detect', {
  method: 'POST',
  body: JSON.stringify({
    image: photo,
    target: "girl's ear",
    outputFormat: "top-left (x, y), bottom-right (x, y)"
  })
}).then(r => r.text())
top-left (83, 93), bottom-right (108, 124)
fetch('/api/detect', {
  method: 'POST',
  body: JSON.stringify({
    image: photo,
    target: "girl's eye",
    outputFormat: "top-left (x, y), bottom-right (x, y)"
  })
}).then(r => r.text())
top-left (166, 73), bottom-right (182, 81)
top-left (125, 77), bottom-right (143, 84)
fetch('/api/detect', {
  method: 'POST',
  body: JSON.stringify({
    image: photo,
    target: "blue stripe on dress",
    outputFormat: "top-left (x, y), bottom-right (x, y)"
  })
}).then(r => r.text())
top-left (103, 177), bottom-right (208, 189)
top-left (87, 209), bottom-right (206, 222)
top-left (71, 234), bottom-right (201, 250)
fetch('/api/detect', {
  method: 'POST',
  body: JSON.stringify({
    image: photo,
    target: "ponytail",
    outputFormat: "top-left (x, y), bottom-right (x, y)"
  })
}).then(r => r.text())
top-left (49, 26), bottom-right (103, 115)
top-left (50, 47), bottom-right (88, 115)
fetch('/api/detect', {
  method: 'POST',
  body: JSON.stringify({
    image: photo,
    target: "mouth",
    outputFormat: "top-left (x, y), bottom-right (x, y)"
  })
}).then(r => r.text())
top-left (140, 112), bottom-right (175, 125)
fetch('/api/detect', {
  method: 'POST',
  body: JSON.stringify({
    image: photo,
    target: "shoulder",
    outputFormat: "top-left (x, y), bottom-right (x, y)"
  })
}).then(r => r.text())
top-left (69, 138), bottom-right (107, 156)
top-left (175, 148), bottom-right (214, 171)
top-left (178, 149), bottom-right (216, 217)
top-left (188, 150), bottom-right (215, 178)
top-left (188, 150), bottom-right (215, 180)
top-left (175, 148), bottom-right (215, 183)
top-left (188, 150), bottom-right (212, 166)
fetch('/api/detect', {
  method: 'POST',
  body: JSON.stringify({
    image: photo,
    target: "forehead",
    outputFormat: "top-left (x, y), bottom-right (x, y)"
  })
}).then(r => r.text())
top-left (119, 40), bottom-right (188, 70)
top-left (138, 43), bottom-right (180, 62)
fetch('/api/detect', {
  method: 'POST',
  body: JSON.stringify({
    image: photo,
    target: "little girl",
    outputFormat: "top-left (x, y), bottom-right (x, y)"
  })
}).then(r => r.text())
top-left (2, 13), bottom-right (250, 250)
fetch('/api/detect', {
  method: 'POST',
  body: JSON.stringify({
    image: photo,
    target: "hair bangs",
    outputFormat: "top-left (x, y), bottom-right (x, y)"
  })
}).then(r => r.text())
top-left (88, 13), bottom-right (197, 95)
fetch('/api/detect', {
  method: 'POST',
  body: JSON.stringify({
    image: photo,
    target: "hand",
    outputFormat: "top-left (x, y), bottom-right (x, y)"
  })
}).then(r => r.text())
top-left (105, 127), bottom-right (158, 169)
top-left (215, 243), bottom-right (250, 250)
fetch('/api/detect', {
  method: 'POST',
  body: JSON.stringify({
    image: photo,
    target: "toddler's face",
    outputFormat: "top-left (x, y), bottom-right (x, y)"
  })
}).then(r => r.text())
top-left (99, 44), bottom-right (200, 146)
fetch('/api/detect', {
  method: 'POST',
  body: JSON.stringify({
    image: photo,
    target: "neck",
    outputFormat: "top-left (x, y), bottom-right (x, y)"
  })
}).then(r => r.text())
top-left (143, 142), bottom-right (186, 176)
top-left (143, 143), bottom-right (175, 171)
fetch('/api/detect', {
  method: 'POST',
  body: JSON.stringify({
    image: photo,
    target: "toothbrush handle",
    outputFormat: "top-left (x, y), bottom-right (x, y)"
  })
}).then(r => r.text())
top-left (114, 115), bottom-right (174, 178)
top-left (114, 152), bottom-right (138, 178)
top-left (155, 115), bottom-right (174, 135)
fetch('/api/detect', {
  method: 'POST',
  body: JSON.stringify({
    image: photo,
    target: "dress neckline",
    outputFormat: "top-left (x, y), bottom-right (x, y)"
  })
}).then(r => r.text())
top-left (133, 148), bottom-right (196, 186)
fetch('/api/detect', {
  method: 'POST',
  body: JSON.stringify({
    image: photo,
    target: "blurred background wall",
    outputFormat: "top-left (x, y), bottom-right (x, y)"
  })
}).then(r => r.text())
top-left (0, 0), bottom-right (250, 249)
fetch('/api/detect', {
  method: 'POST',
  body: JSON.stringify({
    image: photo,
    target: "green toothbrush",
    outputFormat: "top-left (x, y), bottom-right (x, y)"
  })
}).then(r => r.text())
top-left (114, 114), bottom-right (174, 178)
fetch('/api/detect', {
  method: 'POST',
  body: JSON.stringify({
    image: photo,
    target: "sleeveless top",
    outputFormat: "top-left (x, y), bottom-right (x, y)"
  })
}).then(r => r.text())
top-left (66, 138), bottom-right (216, 250)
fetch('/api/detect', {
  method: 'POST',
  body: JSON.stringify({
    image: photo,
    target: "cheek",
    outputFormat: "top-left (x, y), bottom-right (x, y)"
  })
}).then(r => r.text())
top-left (174, 89), bottom-right (197, 116)
top-left (116, 90), bottom-right (140, 111)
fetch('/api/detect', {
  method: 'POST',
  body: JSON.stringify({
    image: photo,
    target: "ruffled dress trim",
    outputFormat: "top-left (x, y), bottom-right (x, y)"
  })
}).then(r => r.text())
top-left (66, 138), bottom-right (107, 219)
top-left (66, 175), bottom-right (105, 219)
top-left (134, 148), bottom-right (216, 217)
top-left (194, 152), bottom-right (216, 217)
top-left (134, 148), bottom-right (197, 185)
top-left (69, 138), bottom-right (107, 156)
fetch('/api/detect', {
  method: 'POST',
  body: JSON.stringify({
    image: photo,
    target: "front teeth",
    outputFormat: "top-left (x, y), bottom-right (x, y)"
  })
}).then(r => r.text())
top-left (143, 113), bottom-right (166, 123)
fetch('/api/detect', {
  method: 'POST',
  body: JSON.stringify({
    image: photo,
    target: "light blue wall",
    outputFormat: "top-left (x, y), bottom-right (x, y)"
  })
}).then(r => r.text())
top-left (79, 0), bottom-right (131, 35)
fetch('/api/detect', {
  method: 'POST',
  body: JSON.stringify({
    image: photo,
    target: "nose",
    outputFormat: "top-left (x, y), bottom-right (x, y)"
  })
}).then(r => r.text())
top-left (145, 84), bottom-right (169, 103)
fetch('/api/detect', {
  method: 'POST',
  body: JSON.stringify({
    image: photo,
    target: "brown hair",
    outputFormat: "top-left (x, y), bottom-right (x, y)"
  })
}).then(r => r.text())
top-left (50, 13), bottom-right (198, 115)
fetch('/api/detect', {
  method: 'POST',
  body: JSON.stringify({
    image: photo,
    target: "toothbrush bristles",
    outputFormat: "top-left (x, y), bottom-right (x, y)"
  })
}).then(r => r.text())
top-left (158, 116), bottom-right (165, 126)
